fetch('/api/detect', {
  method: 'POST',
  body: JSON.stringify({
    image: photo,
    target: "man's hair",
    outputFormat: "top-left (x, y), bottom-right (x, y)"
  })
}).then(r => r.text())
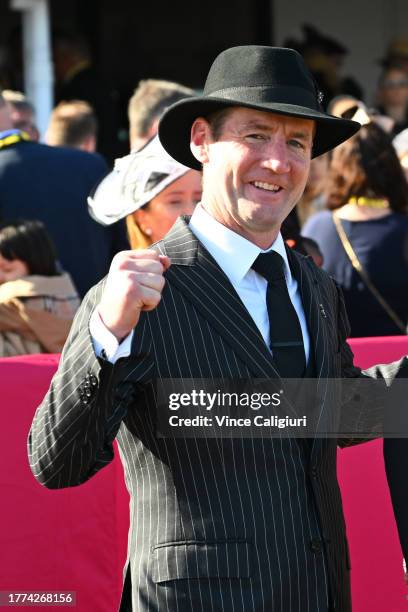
top-left (205, 107), bottom-right (234, 140)
top-left (0, 219), bottom-right (59, 276)
top-left (326, 122), bottom-right (408, 213)
top-left (2, 90), bottom-right (35, 115)
top-left (47, 100), bottom-right (97, 147)
top-left (128, 79), bottom-right (194, 142)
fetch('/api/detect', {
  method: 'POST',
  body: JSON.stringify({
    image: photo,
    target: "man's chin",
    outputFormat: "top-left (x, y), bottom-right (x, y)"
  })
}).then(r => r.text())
top-left (237, 206), bottom-right (283, 233)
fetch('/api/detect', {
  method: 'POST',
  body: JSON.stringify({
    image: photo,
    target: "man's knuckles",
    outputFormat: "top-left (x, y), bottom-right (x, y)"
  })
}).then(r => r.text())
top-left (135, 271), bottom-right (166, 291)
top-left (117, 274), bottom-right (163, 302)
top-left (112, 249), bottom-right (161, 270)
top-left (114, 258), bottom-right (164, 275)
top-left (118, 269), bottom-right (165, 292)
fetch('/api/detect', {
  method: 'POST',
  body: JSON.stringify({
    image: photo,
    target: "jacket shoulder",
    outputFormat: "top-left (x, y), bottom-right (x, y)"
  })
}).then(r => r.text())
top-left (290, 247), bottom-right (336, 287)
top-left (0, 141), bottom-right (107, 174)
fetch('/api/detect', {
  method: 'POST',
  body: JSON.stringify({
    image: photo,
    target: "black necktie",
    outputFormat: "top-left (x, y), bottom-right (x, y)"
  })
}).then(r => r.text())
top-left (252, 251), bottom-right (305, 378)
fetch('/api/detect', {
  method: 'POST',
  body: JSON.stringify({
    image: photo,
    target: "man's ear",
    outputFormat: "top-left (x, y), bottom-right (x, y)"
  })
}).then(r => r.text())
top-left (190, 117), bottom-right (211, 164)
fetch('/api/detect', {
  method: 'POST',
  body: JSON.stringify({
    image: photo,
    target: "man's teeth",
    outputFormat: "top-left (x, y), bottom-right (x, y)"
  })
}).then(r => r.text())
top-left (252, 181), bottom-right (280, 192)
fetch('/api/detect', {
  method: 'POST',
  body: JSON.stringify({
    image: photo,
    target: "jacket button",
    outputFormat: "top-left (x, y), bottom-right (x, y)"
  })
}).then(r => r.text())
top-left (310, 538), bottom-right (323, 553)
top-left (311, 466), bottom-right (318, 478)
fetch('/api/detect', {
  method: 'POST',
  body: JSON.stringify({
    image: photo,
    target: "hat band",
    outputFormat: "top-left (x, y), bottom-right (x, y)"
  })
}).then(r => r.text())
top-left (207, 85), bottom-right (320, 111)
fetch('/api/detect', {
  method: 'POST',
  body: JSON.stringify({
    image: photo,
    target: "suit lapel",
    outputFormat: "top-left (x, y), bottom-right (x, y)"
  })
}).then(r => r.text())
top-left (286, 247), bottom-right (336, 454)
top-left (158, 217), bottom-right (280, 379)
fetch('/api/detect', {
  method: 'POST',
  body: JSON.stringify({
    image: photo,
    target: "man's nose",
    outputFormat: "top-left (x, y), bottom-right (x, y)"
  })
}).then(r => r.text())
top-left (261, 140), bottom-right (291, 174)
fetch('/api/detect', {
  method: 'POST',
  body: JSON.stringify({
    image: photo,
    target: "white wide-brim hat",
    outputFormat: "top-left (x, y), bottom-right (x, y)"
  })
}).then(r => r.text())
top-left (88, 135), bottom-right (193, 226)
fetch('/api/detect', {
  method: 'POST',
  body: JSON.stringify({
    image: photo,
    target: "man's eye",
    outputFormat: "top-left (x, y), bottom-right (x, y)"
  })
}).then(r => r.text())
top-left (246, 133), bottom-right (266, 141)
top-left (288, 139), bottom-right (306, 149)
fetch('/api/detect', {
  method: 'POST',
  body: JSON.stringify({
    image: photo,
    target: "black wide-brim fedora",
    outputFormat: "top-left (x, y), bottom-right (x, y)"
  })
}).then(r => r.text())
top-left (158, 46), bottom-right (360, 170)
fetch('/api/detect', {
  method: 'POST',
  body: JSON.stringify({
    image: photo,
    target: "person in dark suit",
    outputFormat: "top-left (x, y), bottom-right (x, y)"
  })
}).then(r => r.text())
top-left (28, 47), bottom-right (407, 612)
top-left (53, 32), bottom-right (121, 162)
top-left (0, 92), bottom-right (128, 297)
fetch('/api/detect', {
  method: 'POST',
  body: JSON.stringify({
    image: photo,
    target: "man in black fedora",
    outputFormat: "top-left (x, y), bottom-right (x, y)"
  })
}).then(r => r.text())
top-left (28, 46), bottom-right (407, 611)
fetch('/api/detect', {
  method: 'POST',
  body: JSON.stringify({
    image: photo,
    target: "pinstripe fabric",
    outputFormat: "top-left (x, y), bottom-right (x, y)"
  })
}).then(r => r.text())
top-left (28, 217), bottom-right (406, 612)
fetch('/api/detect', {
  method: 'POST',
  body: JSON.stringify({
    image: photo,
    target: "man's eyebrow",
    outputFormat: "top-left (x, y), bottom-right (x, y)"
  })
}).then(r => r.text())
top-left (290, 130), bottom-right (313, 142)
top-left (239, 121), bottom-right (271, 131)
top-left (239, 121), bottom-right (313, 141)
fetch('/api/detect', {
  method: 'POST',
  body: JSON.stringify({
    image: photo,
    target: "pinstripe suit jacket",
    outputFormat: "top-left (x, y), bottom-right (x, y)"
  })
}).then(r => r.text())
top-left (28, 217), bottom-right (406, 612)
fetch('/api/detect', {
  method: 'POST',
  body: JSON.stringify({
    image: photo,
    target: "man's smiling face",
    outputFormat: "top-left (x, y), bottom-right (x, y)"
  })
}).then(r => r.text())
top-left (191, 106), bottom-right (315, 248)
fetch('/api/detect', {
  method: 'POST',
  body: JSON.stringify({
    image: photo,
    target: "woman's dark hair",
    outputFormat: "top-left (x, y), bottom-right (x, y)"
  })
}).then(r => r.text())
top-left (326, 122), bottom-right (408, 212)
top-left (0, 220), bottom-right (59, 276)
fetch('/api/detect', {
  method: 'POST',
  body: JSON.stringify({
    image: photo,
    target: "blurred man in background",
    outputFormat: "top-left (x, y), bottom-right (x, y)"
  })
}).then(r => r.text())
top-left (127, 79), bottom-right (194, 151)
top-left (2, 89), bottom-right (39, 142)
top-left (53, 31), bottom-right (120, 161)
top-left (46, 99), bottom-right (97, 152)
top-left (376, 63), bottom-right (408, 137)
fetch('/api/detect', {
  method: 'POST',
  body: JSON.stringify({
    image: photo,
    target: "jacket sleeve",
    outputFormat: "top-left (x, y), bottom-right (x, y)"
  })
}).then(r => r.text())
top-left (27, 280), bottom-right (154, 489)
top-left (334, 281), bottom-right (408, 446)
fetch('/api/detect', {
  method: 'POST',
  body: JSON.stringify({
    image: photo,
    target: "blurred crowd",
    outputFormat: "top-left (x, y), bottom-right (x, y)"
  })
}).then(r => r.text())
top-left (0, 25), bottom-right (407, 356)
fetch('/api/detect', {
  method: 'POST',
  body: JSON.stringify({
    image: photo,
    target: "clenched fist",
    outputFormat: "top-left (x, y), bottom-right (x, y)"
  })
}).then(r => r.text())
top-left (97, 249), bottom-right (171, 341)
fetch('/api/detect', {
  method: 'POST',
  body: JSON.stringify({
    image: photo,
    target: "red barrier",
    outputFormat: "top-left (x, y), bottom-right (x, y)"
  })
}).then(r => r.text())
top-left (0, 338), bottom-right (407, 610)
top-left (0, 354), bottom-right (127, 612)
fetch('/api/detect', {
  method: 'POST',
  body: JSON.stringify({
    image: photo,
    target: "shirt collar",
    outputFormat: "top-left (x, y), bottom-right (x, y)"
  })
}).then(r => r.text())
top-left (189, 204), bottom-right (293, 286)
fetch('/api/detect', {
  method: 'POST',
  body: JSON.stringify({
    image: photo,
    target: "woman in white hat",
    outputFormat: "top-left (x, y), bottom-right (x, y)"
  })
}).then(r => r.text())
top-left (88, 135), bottom-right (202, 249)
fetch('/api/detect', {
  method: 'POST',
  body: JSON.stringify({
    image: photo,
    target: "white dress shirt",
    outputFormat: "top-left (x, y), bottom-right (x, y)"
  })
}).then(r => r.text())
top-left (90, 204), bottom-right (310, 363)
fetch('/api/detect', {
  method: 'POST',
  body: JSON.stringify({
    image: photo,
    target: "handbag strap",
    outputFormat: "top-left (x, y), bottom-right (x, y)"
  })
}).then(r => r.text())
top-left (332, 211), bottom-right (407, 334)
